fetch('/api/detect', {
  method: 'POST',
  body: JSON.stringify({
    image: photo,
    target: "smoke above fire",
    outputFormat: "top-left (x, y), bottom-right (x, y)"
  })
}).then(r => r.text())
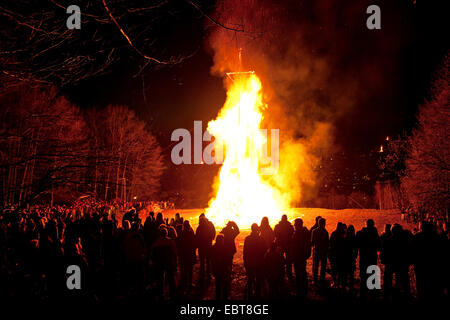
top-left (206, 0), bottom-right (337, 208)
top-left (205, 0), bottom-right (404, 210)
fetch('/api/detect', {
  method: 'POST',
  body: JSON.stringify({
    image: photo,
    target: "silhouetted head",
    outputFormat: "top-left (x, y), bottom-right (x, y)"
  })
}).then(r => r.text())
top-left (215, 234), bottom-right (224, 246)
top-left (149, 211), bottom-right (155, 217)
top-left (158, 225), bottom-right (168, 238)
top-left (294, 218), bottom-right (303, 230)
top-left (156, 212), bottom-right (163, 221)
top-left (183, 220), bottom-right (190, 230)
top-left (366, 219), bottom-right (375, 228)
top-left (347, 225), bottom-right (355, 236)
top-left (167, 226), bottom-right (177, 239)
top-left (261, 216), bottom-right (269, 227)
top-left (315, 216), bottom-right (322, 223)
top-left (319, 218), bottom-right (326, 228)
top-left (281, 214), bottom-right (288, 222)
top-left (226, 221), bottom-right (235, 229)
top-left (199, 213), bottom-right (205, 224)
top-left (392, 224), bottom-right (403, 236)
top-left (384, 224), bottom-right (392, 233)
top-left (336, 222), bottom-right (344, 233)
top-left (175, 213), bottom-right (180, 219)
top-left (251, 223), bottom-right (259, 234)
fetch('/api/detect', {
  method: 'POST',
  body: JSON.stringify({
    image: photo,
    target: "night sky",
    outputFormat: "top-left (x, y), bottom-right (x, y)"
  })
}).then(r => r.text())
top-left (65, 0), bottom-right (447, 150)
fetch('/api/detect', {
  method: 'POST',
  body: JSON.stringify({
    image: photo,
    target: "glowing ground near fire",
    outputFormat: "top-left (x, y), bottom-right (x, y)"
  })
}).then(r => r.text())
top-left (160, 208), bottom-right (414, 231)
top-left (157, 208), bottom-right (416, 300)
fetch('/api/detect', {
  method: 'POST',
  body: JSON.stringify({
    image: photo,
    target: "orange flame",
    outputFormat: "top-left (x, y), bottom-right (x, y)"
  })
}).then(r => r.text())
top-left (205, 73), bottom-right (291, 228)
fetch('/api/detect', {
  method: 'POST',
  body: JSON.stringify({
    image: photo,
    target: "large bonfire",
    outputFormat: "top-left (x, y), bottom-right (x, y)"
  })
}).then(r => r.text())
top-left (205, 72), bottom-right (292, 228)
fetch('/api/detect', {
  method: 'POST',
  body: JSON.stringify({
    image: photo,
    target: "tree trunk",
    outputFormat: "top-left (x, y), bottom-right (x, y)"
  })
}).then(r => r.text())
top-left (122, 155), bottom-right (128, 201)
top-left (105, 168), bottom-right (110, 201)
top-left (115, 155), bottom-right (121, 200)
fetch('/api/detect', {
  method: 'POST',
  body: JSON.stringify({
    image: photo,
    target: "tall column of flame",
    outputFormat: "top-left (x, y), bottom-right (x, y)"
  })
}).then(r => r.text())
top-left (205, 73), bottom-right (289, 228)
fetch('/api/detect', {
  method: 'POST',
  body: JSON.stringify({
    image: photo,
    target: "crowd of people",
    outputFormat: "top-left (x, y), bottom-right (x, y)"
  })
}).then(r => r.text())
top-left (244, 215), bottom-right (449, 302)
top-left (0, 201), bottom-right (448, 303)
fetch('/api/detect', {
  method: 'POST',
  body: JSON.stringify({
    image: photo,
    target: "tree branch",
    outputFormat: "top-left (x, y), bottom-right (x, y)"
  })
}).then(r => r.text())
top-left (101, 0), bottom-right (171, 64)
top-left (185, 0), bottom-right (245, 33)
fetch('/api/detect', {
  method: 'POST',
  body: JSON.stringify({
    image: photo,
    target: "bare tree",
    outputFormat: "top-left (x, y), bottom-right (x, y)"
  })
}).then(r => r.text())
top-left (84, 105), bottom-right (164, 202)
top-left (0, 84), bottom-right (89, 206)
top-left (0, 0), bottom-right (246, 87)
top-left (0, 85), bottom-right (164, 207)
top-left (401, 56), bottom-right (450, 222)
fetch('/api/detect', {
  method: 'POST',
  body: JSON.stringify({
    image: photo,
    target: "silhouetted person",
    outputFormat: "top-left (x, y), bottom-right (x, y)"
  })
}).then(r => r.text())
top-left (329, 223), bottom-right (341, 286)
top-left (99, 218), bottom-right (116, 298)
top-left (122, 208), bottom-right (135, 227)
top-left (344, 224), bottom-right (357, 291)
top-left (155, 212), bottom-right (164, 228)
top-left (291, 218), bottom-right (311, 298)
top-left (329, 222), bottom-right (347, 288)
top-left (195, 214), bottom-right (216, 280)
top-left (221, 220), bottom-right (239, 258)
top-left (311, 218), bottom-right (328, 285)
top-left (380, 224), bottom-right (393, 298)
top-left (150, 226), bottom-right (178, 300)
top-left (39, 223), bottom-right (65, 300)
top-left (143, 214), bottom-right (157, 274)
top-left (64, 235), bottom-right (88, 294)
top-left (220, 221), bottom-right (239, 297)
top-left (120, 221), bottom-right (146, 295)
top-left (264, 242), bottom-right (284, 300)
top-left (243, 223), bottom-right (266, 299)
top-left (179, 220), bottom-right (196, 293)
top-left (143, 214), bottom-right (157, 248)
top-left (211, 234), bottom-right (233, 300)
top-left (167, 225), bottom-right (178, 240)
top-left (310, 215), bottom-right (322, 282)
top-left (356, 219), bottom-right (380, 297)
top-left (440, 223), bottom-right (450, 297)
top-left (175, 212), bottom-right (183, 225)
top-left (310, 216), bottom-right (322, 234)
top-left (380, 224), bottom-right (392, 244)
top-left (274, 215), bottom-right (294, 278)
top-left (260, 217), bottom-right (275, 250)
top-left (384, 224), bottom-right (411, 299)
top-left (412, 221), bottom-right (445, 301)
